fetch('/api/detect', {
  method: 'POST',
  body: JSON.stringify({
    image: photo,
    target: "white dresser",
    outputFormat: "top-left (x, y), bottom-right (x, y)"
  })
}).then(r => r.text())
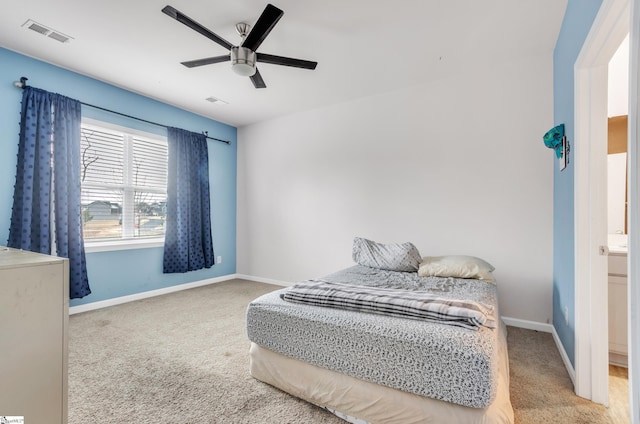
top-left (0, 247), bottom-right (69, 424)
top-left (608, 251), bottom-right (628, 367)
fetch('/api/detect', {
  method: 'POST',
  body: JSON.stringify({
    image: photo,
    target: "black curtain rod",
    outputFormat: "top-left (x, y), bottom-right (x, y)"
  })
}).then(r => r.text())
top-left (13, 77), bottom-right (230, 145)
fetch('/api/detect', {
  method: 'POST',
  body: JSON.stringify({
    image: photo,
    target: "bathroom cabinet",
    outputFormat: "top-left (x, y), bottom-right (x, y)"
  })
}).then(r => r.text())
top-left (608, 252), bottom-right (628, 366)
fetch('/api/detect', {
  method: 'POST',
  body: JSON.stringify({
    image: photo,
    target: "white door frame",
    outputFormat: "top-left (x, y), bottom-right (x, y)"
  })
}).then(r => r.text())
top-left (574, 0), bottom-right (634, 412)
top-left (628, 0), bottom-right (640, 420)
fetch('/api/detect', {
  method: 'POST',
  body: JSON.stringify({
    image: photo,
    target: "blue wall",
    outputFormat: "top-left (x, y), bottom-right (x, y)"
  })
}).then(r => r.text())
top-left (0, 47), bottom-right (237, 307)
top-left (552, 0), bottom-right (603, 366)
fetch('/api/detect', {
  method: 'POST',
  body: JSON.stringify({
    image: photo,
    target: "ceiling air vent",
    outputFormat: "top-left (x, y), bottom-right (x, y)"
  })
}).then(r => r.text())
top-left (47, 31), bottom-right (71, 43)
top-left (22, 19), bottom-right (73, 43)
top-left (205, 96), bottom-right (228, 105)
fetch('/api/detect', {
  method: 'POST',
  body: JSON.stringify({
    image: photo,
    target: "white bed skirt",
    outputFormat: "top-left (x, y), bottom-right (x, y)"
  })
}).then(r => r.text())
top-left (249, 328), bottom-right (514, 424)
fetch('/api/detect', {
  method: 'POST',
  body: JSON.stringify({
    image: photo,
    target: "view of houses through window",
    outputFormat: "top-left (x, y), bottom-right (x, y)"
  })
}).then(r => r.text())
top-left (80, 120), bottom-right (168, 242)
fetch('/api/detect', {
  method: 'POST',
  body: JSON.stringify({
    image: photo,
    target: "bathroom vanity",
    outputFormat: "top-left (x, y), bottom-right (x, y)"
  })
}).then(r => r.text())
top-left (608, 247), bottom-right (628, 367)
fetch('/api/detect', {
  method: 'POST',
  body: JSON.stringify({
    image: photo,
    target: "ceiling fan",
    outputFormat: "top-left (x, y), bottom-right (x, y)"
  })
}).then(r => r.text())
top-left (162, 3), bottom-right (318, 89)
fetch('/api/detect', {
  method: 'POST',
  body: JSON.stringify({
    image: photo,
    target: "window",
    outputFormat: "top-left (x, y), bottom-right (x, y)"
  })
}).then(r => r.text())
top-left (80, 119), bottom-right (168, 245)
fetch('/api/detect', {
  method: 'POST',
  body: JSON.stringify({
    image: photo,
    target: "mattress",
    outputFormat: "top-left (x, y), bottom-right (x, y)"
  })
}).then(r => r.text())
top-left (249, 325), bottom-right (514, 424)
top-left (246, 265), bottom-right (501, 408)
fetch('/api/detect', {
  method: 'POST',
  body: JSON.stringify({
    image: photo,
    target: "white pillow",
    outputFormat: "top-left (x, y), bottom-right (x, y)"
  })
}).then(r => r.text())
top-left (418, 255), bottom-right (495, 282)
top-left (352, 237), bottom-right (422, 272)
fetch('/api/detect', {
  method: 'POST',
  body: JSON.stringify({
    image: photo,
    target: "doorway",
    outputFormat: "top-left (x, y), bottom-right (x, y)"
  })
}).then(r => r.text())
top-left (607, 33), bottom-right (630, 418)
top-left (574, 0), bottom-right (639, 421)
top-left (574, 0), bottom-right (628, 406)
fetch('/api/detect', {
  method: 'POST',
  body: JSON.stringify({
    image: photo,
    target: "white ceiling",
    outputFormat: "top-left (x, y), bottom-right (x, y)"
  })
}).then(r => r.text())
top-left (0, 0), bottom-right (567, 127)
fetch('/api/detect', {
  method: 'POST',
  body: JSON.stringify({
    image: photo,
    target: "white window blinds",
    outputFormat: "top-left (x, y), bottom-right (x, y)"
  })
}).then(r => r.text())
top-left (80, 121), bottom-right (168, 241)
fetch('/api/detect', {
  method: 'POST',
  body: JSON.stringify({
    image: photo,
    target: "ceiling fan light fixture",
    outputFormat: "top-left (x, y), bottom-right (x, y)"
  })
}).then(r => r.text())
top-left (231, 46), bottom-right (256, 76)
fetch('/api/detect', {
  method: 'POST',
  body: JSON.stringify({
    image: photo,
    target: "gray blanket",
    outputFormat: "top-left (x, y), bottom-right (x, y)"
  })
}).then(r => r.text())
top-left (281, 280), bottom-right (496, 330)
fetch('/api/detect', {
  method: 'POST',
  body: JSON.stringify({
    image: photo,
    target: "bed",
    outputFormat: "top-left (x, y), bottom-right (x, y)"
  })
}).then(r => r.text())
top-left (246, 238), bottom-right (514, 424)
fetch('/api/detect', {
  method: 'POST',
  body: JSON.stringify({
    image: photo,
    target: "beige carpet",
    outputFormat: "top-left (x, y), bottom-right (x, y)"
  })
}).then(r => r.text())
top-left (69, 279), bottom-right (628, 423)
top-left (507, 327), bottom-right (627, 424)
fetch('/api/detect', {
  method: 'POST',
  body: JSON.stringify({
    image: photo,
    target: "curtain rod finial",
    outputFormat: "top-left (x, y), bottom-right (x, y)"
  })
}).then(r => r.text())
top-left (13, 77), bottom-right (28, 89)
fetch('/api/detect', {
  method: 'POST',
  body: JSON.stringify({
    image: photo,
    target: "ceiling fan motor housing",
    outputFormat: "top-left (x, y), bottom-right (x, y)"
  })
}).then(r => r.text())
top-left (231, 46), bottom-right (256, 76)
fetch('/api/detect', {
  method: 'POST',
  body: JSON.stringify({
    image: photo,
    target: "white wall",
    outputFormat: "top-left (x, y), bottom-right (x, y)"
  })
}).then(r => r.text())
top-left (237, 53), bottom-right (554, 323)
top-left (608, 33), bottom-right (630, 117)
top-left (607, 34), bottom-right (629, 236)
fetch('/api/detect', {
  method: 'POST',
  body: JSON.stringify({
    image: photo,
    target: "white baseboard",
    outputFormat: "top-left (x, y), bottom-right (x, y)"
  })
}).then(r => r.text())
top-left (501, 316), bottom-right (553, 333)
top-left (551, 326), bottom-right (576, 385)
top-left (501, 316), bottom-right (576, 386)
top-left (234, 274), bottom-right (293, 287)
top-left (69, 274), bottom-right (239, 315)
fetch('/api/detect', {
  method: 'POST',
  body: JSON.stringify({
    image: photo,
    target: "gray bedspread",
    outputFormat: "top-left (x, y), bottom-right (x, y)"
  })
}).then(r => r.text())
top-left (246, 265), bottom-right (501, 408)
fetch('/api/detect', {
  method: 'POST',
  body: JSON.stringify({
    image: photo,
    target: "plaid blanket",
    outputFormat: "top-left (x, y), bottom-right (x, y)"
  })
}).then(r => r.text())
top-left (281, 280), bottom-right (496, 330)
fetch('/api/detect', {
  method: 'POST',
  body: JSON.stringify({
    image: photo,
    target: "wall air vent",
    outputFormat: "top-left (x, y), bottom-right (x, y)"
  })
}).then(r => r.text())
top-left (22, 19), bottom-right (73, 43)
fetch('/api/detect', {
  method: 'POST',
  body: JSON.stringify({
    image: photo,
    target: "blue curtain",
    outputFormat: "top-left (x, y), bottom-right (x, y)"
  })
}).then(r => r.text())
top-left (163, 127), bottom-right (214, 273)
top-left (8, 87), bottom-right (91, 299)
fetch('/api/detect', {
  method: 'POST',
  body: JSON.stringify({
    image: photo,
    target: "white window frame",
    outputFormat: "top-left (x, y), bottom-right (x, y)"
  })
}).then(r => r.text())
top-left (81, 118), bottom-right (167, 253)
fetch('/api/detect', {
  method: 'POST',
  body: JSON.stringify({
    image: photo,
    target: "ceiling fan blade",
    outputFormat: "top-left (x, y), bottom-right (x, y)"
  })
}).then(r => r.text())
top-left (162, 5), bottom-right (233, 51)
top-left (257, 53), bottom-right (317, 70)
top-left (242, 4), bottom-right (283, 51)
top-left (250, 68), bottom-right (267, 89)
top-left (181, 55), bottom-right (230, 68)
